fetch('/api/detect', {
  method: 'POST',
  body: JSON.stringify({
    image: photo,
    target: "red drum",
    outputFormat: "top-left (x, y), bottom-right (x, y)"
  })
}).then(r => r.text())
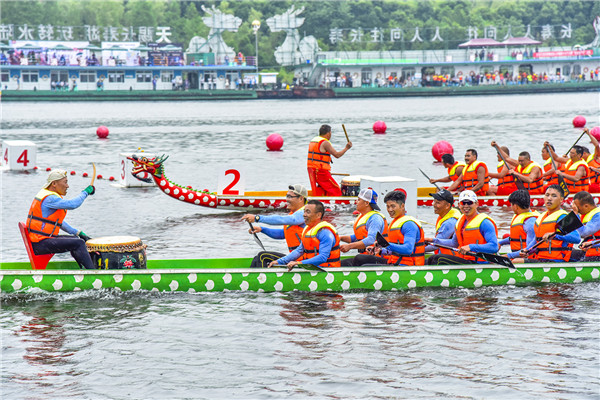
top-left (86, 236), bottom-right (147, 269)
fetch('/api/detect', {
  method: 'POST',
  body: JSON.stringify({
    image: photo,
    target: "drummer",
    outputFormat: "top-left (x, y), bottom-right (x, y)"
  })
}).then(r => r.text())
top-left (25, 169), bottom-right (96, 269)
top-left (339, 188), bottom-right (388, 266)
top-left (307, 124), bottom-right (352, 196)
top-left (241, 184), bottom-right (307, 268)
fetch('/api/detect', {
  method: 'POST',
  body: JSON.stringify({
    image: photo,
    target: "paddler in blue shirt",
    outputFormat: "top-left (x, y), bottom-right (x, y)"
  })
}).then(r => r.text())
top-left (339, 188), bottom-right (387, 266)
top-left (571, 191), bottom-right (600, 262)
top-left (497, 190), bottom-right (538, 259)
top-left (242, 184), bottom-right (307, 268)
top-left (424, 189), bottom-right (461, 254)
top-left (427, 190), bottom-right (499, 265)
top-left (268, 200), bottom-right (340, 271)
top-left (26, 169), bottom-right (96, 269)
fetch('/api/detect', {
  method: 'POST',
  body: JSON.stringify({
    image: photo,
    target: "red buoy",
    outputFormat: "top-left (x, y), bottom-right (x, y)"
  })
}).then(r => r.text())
top-left (432, 141), bottom-right (454, 162)
top-left (572, 115), bottom-right (586, 128)
top-left (590, 126), bottom-right (600, 141)
top-left (266, 133), bottom-right (284, 151)
top-left (96, 126), bottom-right (109, 138)
top-left (70, 171), bottom-right (76, 175)
top-left (97, 174), bottom-right (103, 179)
top-left (83, 172), bottom-right (88, 177)
top-left (46, 167), bottom-right (51, 171)
top-left (109, 176), bottom-right (115, 181)
top-left (373, 120), bottom-right (387, 134)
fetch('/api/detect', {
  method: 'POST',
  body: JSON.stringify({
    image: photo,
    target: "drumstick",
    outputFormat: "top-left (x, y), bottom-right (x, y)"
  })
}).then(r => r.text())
top-left (331, 173), bottom-right (350, 176)
top-left (91, 163), bottom-right (96, 186)
top-left (342, 124), bottom-right (350, 143)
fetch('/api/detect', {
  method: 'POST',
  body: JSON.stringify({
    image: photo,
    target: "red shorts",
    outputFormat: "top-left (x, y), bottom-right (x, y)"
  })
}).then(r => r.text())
top-left (307, 168), bottom-right (341, 196)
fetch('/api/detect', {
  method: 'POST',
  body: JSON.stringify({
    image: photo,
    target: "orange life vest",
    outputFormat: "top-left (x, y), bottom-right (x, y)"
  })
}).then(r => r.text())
top-left (543, 158), bottom-right (561, 186)
top-left (496, 161), bottom-right (516, 190)
top-left (581, 207), bottom-right (600, 257)
top-left (563, 159), bottom-right (589, 193)
top-left (587, 157), bottom-right (600, 185)
top-left (434, 208), bottom-right (461, 255)
top-left (284, 206), bottom-right (305, 251)
top-left (462, 160), bottom-right (489, 195)
top-left (26, 189), bottom-right (67, 243)
top-left (353, 210), bottom-right (388, 253)
top-left (448, 162), bottom-right (466, 182)
top-left (386, 216), bottom-right (425, 265)
top-left (307, 136), bottom-right (332, 170)
top-left (516, 161), bottom-right (544, 194)
top-left (455, 213), bottom-right (498, 262)
top-left (532, 209), bottom-right (572, 261)
top-left (299, 221), bottom-right (341, 268)
top-left (509, 211), bottom-right (539, 251)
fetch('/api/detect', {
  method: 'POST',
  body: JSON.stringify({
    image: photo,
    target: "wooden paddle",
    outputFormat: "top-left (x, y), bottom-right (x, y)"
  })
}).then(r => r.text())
top-left (418, 168), bottom-right (441, 190)
top-left (342, 124), bottom-right (350, 143)
top-left (525, 211), bottom-right (582, 255)
top-left (494, 147), bottom-right (526, 190)
top-left (565, 129), bottom-right (587, 155)
top-left (91, 162), bottom-right (96, 186)
top-left (247, 221), bottom-right (265, 251)
top-left (545, 145), bottom-right (570, 197)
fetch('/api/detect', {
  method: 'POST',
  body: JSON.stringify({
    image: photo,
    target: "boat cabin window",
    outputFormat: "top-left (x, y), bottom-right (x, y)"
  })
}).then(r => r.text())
top-left (80, 71), bottom-right (96, 83)
top-left (562, 65), bottom-right (571, 76)
top-left (1, 71), bottom-right (8, 82)
top-left (572, 65), bottom-right (581, 76)
top-left (22, 70), bottom-right (38, 83)
top-left (51, 70), bottom-right (68, 83)
top-left (161, 71), bottom-right (173, 83)
top-left (136, 71), bottom-right (152, 83)
top-left (108, 71), bottom-right (125, 83)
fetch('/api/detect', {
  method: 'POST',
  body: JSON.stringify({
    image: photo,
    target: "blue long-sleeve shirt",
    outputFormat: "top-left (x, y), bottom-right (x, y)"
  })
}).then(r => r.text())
top-left (383, 220), bottom-right (420, 256)
top-left (350, 213), bottom-right (386, 247)
top-left (434, 217), bottom-right (499, 263)
top-left (258, 208), bottom-right (305, 241)
top-left (577, 211), bottom-right (600, 248)
top-left (41, 191), bottom-right (89, 235)
top-left (424, 217), bottom-right (457, 252)
top-left (277, 228), bottom-right (335, 267)
top-left (524, 214), bottom-right (581, 259)
top-left (498, 217), bottom-right (537, 259)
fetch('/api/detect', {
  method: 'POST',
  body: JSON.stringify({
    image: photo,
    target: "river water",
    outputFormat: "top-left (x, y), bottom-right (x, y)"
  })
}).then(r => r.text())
top-left (1, 93), bottom-right (599, 398)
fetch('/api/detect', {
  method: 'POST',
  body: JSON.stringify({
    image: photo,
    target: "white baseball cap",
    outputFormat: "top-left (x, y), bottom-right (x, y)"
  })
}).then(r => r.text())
top-left (44, 169), bottom-right (68, 188)
top-left (458, 190), bottom-right (478, 203)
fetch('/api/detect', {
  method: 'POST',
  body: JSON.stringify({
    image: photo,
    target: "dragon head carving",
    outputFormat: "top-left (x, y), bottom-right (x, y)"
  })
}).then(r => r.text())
top-left (128, 154), bottom-right (169, 183)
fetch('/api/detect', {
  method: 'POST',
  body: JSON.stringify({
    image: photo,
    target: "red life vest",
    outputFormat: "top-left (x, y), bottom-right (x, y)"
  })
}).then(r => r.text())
top-left (385, 216), bottom-right (425, 265)
top-left (516, 161), bottom-right (544, 194)
top-left (26, 189), bottom-right (67, 243)
top-left (563, 159), bottom-right (589, 193)
top-left (307, 136), bottom-right (332, 171)
top-left (284, 206), bottom-right (305, 251)
top-left (448, 162), bottom-right (466, 182)
top-left (532, 210), bottom-right (572, 261)
top-left (462, 160), bottom-right (489, 195)
top-left (455, 213), bottom-right (498, 262)
top-left (543, 158), bottom-right (561, 186)
top-left (509, 211), bottom-right (539, 251)
top-left (581, 207), bottom-right (600, 258)
top-left (299, 221), bottom-right (341, 268)
top-left (587, 156), bottom-right (600, 186)
top-left (496, 161), bottom-right (516, 191)
top-left (434, 208), bottom-right (461, 255)
top-left (353, 210), bottom-right (388, 253)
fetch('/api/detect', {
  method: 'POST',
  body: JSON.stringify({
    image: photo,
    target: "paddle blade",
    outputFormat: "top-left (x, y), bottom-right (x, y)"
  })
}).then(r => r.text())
top-left (376, 232), bottom-right (389, 247)
top-left (475, 252), bottom-right (515, 269)
top-left (556, 211), bottom-right (582, 235)
top-left (299, 263), bottom-right (325, 272)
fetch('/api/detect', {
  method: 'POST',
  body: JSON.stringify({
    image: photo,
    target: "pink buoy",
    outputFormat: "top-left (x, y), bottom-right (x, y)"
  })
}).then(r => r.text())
top-left (96, 125), bottom-right (109, 138)
top-left (372, 120), bottom-right (387, 134)
top-left (572, 115), bottom-right (586, 128)
top-left (590, 126), bottom-right (600, 141)
top-left (431, 141), bottom-right (454, 162)
top-left (266, 133), bottom-right (284, 151)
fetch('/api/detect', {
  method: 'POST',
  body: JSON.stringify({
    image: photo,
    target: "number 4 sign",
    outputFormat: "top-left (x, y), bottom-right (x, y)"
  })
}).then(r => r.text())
top-left (1, 140), bottom-right (37, 170)
top-left (217, 167), bottom-right (246, 195)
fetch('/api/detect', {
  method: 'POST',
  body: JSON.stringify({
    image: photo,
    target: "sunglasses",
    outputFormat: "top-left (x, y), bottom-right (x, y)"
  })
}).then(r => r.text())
top-left (460, 200), bottom-right (474, 205)
top-left (286, 194), bottom-right (300, 199)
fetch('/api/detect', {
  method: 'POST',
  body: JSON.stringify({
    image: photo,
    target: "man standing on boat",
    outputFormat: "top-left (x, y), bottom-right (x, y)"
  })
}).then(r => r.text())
top-left (497, 190), bottom-right (539, 259)
top-left (350, 190), bottom-right (425, 266)
top-left (242, 184), bottom-right (307, 268)
top-left (447, 149), bottom-right (491, 196)
top-left (26, 169), bottom-right (96, 269)
top-left (429, 154), bottom-right (465, 188)
top-left (545, 141), bottom-right (590, 193)
top-left (338, 188), bottom-right (388, 266)
top-left (307, 124), bottom-right (352, 196)
top-left (426, 190), bottom-right (499, 265)
top-left (571, 191), bottom-right (600, 262)
top-left (515, 185), bottom-right (580, 263)
top-left (268, 200), bottom-right (340, 271)
top-left (424, 189), bottom-right (461, 255)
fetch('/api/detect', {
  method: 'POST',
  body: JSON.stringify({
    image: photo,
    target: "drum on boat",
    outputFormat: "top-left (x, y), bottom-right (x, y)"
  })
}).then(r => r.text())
top-left (86, 236), bottom-right (147, 269)
top-left (341, 175), bottom-right (367, 196)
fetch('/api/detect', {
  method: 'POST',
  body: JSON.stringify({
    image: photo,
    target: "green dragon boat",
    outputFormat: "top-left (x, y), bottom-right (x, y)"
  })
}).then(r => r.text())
top-left (0, 258), bottom-right (598, 294)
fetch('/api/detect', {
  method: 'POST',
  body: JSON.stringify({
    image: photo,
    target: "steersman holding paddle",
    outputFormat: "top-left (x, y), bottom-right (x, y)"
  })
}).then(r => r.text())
top-left (307, 124), bottom-right (352, 196)
top-left (25, 169), bottom-right (96, 269)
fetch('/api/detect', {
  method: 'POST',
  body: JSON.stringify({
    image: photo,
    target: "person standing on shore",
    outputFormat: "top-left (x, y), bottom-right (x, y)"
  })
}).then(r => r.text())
top-left (307, 124), bottom-right (352, 196)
